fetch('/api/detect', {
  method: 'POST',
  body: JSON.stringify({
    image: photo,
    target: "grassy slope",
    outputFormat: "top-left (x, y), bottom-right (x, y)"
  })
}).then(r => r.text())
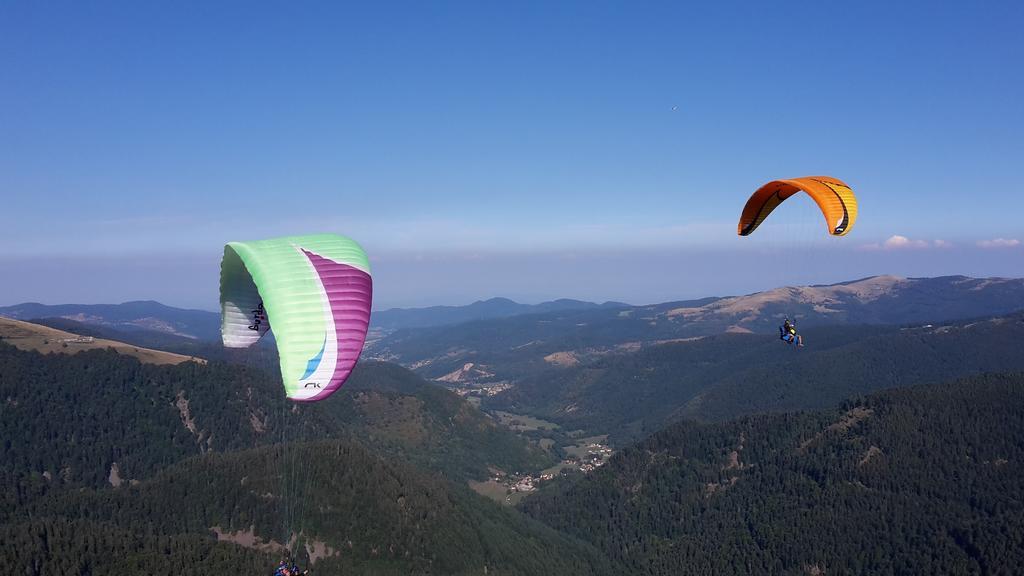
top-left (0, 316), bottom-right (204, 365)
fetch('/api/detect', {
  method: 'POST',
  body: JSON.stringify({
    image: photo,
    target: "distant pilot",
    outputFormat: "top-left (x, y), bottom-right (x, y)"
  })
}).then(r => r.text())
top-left (780, 318), bottom-right (803, 347)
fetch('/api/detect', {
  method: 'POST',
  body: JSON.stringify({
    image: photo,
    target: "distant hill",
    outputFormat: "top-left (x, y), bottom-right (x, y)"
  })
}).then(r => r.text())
top-left (10, 275), bottom-right (1018, 357)
top-left (368, 275), bottom-right (1024, 382)
top-left (371, 297), bottom-right (629, 331)
top-left (520, 372), bottom-right (1024, 575)
top-left (28, 315), bottom-right (203, 348)
top-left (0, 297), bottom-right (629, 343)
top-left (0, 316), bottom-right (204, 366)
top-left (661, 274), bottom-right (1024, 330)
top-left (0, 300), bottom-right (221, 340)
top-left (23, 316), bottom-right (282, 369)
top-left (485, 313), bottom-right (1024, 444)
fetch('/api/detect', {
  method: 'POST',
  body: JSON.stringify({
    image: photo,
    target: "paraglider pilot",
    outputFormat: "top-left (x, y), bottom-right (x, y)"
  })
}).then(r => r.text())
top-left (274, 557), bottom-right (308, 576)
top-left (780, 318), bottom-right (803, 347)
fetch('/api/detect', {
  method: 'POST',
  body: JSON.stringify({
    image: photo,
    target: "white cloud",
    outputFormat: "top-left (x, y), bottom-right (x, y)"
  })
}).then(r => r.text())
top-left (883, 235), bottom-right (929, 249)
top-left (977, 238), bottom-right (1021, 249)
top-left (862, 236), bottom-right (1021, 251)
top-left (860, 235), bottom-right (943, 251)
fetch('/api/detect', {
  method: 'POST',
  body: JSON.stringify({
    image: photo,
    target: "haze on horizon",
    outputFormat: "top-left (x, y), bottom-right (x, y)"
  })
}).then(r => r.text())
top-left (2, 1), bottom-right (1022, 310)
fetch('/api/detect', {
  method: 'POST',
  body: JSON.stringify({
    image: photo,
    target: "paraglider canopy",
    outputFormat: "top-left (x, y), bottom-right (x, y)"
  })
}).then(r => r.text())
top-left (737, 176), bottom-right (857, 237)
top-left (219, 234), bottom-right (372, 402)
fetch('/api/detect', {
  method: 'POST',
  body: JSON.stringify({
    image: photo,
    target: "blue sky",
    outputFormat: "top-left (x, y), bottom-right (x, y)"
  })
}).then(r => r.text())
top-left (2, 1), bottom-right (1022, 309)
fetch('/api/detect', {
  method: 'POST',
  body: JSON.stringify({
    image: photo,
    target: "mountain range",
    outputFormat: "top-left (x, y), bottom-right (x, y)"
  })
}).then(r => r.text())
top-left (3, 275), bottom-right (1021, 355)
top-left (0, 300), bottom-right (222, 340)
top-left (4, 273), bottom-right (1024, 573)
top-left (367, 275), bottom-right (1024, 384)
top-left (0, 296), bottom-right (627, 342)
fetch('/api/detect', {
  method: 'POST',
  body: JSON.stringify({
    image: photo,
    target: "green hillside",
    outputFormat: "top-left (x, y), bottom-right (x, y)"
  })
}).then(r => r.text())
top-left (0, 342), bottom-right (548, 506)
top-left (5, 441), bottom-right (614, 575)
top-left (327, 361), bottom-right (553, 479)
top-left (520, 372), bottom-right (1024, 575)
top-left (0, 342), bottom-right (604, 575)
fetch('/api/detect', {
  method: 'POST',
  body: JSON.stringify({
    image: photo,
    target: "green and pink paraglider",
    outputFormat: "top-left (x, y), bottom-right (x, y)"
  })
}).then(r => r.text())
top-left (219, 234), bottom-right (372, 401)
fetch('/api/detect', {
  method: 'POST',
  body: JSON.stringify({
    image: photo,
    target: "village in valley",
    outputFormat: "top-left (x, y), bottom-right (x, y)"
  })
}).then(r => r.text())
top-left (388, 361), bottom-right (619, 505)
top-left (500, 438), bottom-right (614, 494)
top-left (470, 436), bottom-right (615, 505)
top-left (468, 407), bottom-right (616, 505)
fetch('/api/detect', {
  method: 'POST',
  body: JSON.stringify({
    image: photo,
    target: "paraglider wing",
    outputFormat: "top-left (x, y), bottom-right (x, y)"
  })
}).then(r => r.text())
top-left (220, 234), bottom-right (372, 402)
top-left (737, 176), bottom-right (857, 237)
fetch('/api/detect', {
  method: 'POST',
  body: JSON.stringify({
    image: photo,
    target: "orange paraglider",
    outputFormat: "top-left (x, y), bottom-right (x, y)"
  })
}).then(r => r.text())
top-left (737, 176), bottom-right (857, 237)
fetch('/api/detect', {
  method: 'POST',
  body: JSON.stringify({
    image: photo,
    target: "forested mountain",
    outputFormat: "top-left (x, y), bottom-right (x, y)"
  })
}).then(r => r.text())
top-left (0, 343), bottom-right (547, 498)
top-left (325, 361), bottom-right (553, 479)
top-left (0, 342), bottom-right (596, 574)
top-left (369, 275), bottom-right (1024, 382)
top-left (3, 440), bottom-right (614, 575)
top-left (520, 373), bottom-right (1024, 575)
top-left (484, 313), bottom-right (1024, 444)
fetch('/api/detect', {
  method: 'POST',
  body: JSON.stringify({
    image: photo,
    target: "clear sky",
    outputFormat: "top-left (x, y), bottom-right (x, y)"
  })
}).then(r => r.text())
top-left (2, 1), bottom-right (1022, 309)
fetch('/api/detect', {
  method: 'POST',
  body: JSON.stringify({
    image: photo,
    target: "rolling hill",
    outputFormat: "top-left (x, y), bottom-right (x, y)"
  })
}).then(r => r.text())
top-left (0, 300), bottom-right (221, 340)
top-left (371, 297), bottom-right (629, 330)
top-left (484, 312), bottom-right (1024, 444)
top-left (0, 316), bottom-right (204, 365)
top-left (368, 276), bottom-right (1024, 385)
top-left (0, 296), bottom-right (628, 341)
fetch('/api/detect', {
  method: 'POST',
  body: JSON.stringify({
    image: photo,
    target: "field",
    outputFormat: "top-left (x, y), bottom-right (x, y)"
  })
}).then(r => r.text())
top-left (492, 410), bottom-right (560, 432)
top-left (468, 479), bottom-right (528, 505)
top-left (563, 435), bottom-right (609, 458)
